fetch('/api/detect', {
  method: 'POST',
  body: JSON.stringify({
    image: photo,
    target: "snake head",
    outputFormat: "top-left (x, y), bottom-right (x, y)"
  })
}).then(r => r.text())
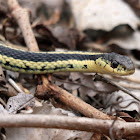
top-left (96, 52), bottom-right (135, 75)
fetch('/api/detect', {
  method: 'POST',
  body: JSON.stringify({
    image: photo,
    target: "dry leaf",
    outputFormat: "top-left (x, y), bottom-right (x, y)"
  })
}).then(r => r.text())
top-left (104, 90), bottom-right (140, 114)
top-left (70, 0), bottom-right (139, 31)
top-left (6, 102), bottom-right (93, 140)
top-left (0, 104), bottom-right (8, 114)
top-left (107, 31), bottom-right (140, 50)
top-left (6, 93), bottom-right (35, 113)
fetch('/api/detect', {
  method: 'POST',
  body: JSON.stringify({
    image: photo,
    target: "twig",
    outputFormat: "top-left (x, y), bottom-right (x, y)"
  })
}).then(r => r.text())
top-left (95, 74), bottom-right (140, 102)
top-left (0, 114), bottom-right (140, 138)
top-left (116, 82), bottom-right (140, 90)
top-left (49, 84), bottom-right (110, 119)
top-left (8, 78), bottom-right (23, 93)
top-left (6, 0), bottom-right (39, 52)
top-left (36, 76), bottom-right (122, 120)
top-left (109, 115), bottom-right (118, 140)
top-left (125, 76), bottom-right (140, 84)
top-left (112, 75), bottom-right (140, 84)
top-left (103, 74), bottom-right (140, 90)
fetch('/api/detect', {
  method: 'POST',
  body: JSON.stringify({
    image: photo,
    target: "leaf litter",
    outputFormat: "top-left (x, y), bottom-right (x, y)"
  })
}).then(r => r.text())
top-left (0, 0), bottom-right (139, 139)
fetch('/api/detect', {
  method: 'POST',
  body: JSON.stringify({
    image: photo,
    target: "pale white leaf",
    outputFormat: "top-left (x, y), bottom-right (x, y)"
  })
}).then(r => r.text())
top-left (70, 0), bottom-right (139, 31)
top-left (6, 93), bottom-right (35, 113)
top-left (104, 90), bottom-right (140, 113)
top-left (107, 31), bottom-right (140, 50)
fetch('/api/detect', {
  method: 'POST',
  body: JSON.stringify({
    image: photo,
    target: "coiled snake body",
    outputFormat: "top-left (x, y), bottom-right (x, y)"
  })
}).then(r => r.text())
top-left (0, 43), bottom-right (135, 75)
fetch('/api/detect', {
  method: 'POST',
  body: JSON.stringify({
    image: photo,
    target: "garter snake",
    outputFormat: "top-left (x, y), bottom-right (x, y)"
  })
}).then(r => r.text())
top-left (0, 42), bottom-right (135, 75)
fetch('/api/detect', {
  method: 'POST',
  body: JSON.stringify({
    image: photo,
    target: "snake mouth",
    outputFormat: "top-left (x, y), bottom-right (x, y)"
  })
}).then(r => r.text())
top-left (118, 69), bottom-right (135, 76)
top-left (127, 69), bottom-right (135, 75)
top-left (114, 62), bottom-right (135, 76)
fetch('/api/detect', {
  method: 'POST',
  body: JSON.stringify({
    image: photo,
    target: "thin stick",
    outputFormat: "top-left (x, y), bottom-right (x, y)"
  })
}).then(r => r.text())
top-left (8, 78), bottom-right (23, 93)
top-left (0, 114), bottom-right (140, 138)
top-left (6, 0), bottom-right (39, 52)
top-left (49, 83), bottom-right (111, 119)
top-left (95, 74), bottom-right (140, 102)
top-left (37, 76), bottom-right (116, 120)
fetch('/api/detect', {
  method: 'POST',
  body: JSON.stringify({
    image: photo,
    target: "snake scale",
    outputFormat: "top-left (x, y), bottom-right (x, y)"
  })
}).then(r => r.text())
top-left (0, 43), bottom-right (135, 75)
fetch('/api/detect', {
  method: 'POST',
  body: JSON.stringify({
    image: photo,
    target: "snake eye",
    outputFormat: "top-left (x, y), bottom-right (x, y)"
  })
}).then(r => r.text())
top-left (111, 61), bottom-right (118, 68)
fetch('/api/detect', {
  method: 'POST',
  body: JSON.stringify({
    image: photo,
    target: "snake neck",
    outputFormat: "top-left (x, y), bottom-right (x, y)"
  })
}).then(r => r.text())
top-left (1, 56), bottom-right (98, 74)
top-left (0, 43), bottom-right (135, 75)
top-left (0, 44), bottom-right (101, 74)
top-left (43, 59), bottom-right (98, 73)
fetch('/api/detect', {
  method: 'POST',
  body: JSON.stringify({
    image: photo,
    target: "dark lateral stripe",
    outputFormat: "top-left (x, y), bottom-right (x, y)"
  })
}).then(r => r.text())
top-left (0, 45), bottom-right (105, 62)
top-left (1, 61), bottom-right (76, 72)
